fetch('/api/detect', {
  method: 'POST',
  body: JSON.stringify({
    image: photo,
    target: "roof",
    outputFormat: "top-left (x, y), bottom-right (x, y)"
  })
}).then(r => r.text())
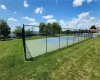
top-left (89, 29), bottom-right (96, 32)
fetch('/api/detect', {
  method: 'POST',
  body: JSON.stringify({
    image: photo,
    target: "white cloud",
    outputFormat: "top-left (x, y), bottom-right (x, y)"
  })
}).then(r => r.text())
top-left (73, 0), bottom-right (85, 7)
top-left (78, 12), bottom-right (89, 19)
top-left (59, 16), bottom-right (99, 29)
top-left (14, 12), bottom-right (17, 14)
top-left (47, 19), bottom-right (57, 23)
top-left (8, 18), bottom-right (18, 21)
top-left (24, 0), bottom-right (29, 7)
top-left (87, 0), bottom-right (93, 3)
top-left (0, 5), bottom-right (7, 10)
top-left (61, 12), bottom-right (99, 29)
top-left (42, 15), bottom-right (54, 19)
top-left (22, 16), bottom-right (39, 31)
top-left (90, 17), bottom-right (95, 20)
top-left (28, 22), bottom-right (39, 31)
top-left (59, 20), bottom-right (69, 28)
top-left (43, 12), bottom-right (97, 29)
top-left (73, 0), bottom-right (95, 7)
top-left (35, 7), bottom-right (44, 14)
top-left (29, 22), bottom-right (39, 26)
top-left (23, 16), bottom-right (35, 22)
top-left (70, 18), bottom-right (80, 24)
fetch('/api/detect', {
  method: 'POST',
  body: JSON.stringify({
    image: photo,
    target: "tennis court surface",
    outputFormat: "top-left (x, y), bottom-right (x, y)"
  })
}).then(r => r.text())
top-left (25, 36), bottom-right (87, 59)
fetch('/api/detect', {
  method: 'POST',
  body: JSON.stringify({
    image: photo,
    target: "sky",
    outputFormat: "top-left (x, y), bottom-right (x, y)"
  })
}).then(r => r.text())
top-left (0, 0), bottom-right (100, 31)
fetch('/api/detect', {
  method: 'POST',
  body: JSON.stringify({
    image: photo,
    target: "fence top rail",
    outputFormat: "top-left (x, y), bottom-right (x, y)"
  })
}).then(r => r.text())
top-left (23, 24), bottom-right (39, 27)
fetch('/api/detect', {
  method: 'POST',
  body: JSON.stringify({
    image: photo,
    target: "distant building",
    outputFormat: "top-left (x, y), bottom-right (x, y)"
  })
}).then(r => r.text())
top-left (96, 27), bottom-right (100, 33)
top-left (9, 33), bottom-right (16, 38)
top-left (89, 29), bottom-right (96, 33)
top-left (33, 31), bottom-right (40, 35)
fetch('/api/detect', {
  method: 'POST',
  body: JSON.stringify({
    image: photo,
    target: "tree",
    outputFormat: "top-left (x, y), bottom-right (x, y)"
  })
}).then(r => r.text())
top-left (90, 25), bottom-right (96, 29)
top-left (52, 22), bottom-right (61, 35)
top-left (13, 26), bottom-right (22, 38)
top-left (63, 29), bottom-right (72, 34)
top-left (0, 19), bottom-right (11, 40)
top-left (39, 22), bottom-right (61, 36)
top-left (90, 25), bottom-right (96, 33)
top-left (25, 29), bottom-right (33, 36)
top-left (39, 22), bottom-right (46, 35)
top-left (46, 23), bottom-right (53, 35)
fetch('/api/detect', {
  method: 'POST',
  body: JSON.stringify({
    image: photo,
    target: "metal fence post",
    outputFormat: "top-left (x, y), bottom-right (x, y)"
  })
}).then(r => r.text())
top-left (78, 30), bottom-right (79, 42)
top-left (81, 31), bottom-right (82, 42)
top-left (46, 27), bottom-right (47, 54)
top-left (22, 24), bottom-right (27, 60)
top-left (59, 29), bottom-right (60, 50)
top-left (73, 29), bottom-right (74, 44)
top-left (67, 28), bottom-right (68, 46)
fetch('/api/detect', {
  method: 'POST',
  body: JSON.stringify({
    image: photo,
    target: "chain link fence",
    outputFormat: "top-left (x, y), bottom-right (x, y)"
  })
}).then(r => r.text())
top-left (22, 24), bottom-right (94, 60)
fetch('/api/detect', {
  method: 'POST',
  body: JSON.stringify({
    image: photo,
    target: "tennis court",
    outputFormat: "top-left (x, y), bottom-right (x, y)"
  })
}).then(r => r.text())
top-left (22, 25), bottom-right (93, 59)
top-left (25, 36), bottom-right (87, 59)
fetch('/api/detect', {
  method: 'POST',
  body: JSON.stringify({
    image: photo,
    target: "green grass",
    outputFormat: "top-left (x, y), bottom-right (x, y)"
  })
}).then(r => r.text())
top-left (0, 37), bottom-right (100, 80)
top-left (25, 35), bottom-right (47, 40)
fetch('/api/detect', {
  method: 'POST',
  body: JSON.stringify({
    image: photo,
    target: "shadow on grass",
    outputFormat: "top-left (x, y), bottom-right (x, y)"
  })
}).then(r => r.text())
top-left (26, 38), bottom-right (92, 61)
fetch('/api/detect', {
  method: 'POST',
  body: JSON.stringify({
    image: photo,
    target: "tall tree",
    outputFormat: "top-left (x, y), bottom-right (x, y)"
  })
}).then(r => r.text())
top-left (0, 19), bottom-right (11, 40)
top-left (47, 23), bottom-right (53, 35)
top-left (90, 25), bottom-right (96, 33)
top-left (90, 25), bottom-right (96, 29)
top-left (39, 22), bottom-right (46, 35)
top-left (39, 22), bottom-right (61, 36)
top-left (13, 26), bottom-right (22, 38)
top-left (25, 29), bottom-right (33, 36)
top-left (52, 22), bottom-right (61, 35)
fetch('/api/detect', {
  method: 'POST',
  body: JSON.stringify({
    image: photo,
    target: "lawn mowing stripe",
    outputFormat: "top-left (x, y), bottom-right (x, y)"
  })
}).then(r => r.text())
top-left (0, 38), bottom-right (100, 80)
top-left (51, 38), bottom-right (96, 80)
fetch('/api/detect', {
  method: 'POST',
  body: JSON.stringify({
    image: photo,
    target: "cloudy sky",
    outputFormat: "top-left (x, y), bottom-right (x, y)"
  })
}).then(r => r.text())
top-left (0, 0), bottom-right (100, 31)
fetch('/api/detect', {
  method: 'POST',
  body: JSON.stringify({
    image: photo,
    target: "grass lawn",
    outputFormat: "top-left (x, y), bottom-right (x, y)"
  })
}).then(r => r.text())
top-left (0, 36), bottom-right (100, 80)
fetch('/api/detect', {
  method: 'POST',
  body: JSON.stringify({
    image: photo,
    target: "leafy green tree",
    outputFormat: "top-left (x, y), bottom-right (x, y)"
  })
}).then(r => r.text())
top-left (78, 29), bottom-right (83, 33)
top-left (39, 22), bottom-right (61, 36)
top-left (90, 25), bottom-right (96, 29)
top-left (39, 22), bottom-right (46, 35)
top-left (13, 26), bottom-right (22, 38)
top-left (46, 23), bottom-right (53, 35)
top-left (52, 22), bottom-right (61, 35)
top-left (65, 30), bottom-right (72, 33)
top-left (25, 29), bottom-right (33, 36)
top-left (0, 19), bottom-right (11, 40)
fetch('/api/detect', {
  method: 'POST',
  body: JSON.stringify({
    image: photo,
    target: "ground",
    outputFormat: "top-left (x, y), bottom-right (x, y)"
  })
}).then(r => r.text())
top-left (0, 36), bottom-right (100, 80)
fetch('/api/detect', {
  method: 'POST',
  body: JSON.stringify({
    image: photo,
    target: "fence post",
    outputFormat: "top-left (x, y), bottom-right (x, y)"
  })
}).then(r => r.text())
top-left (59, 29), bottom-right (60, 50)
top-left (81, 30), bottom-right (82, 42)
top-left (22, 24), bottom-right (27, 60)
top-left (78, 29), bottom-right (79, 42)
top-left (73, 29), bottom-right (75, 44)
top-left (46, 27), bottom-right (47, 54)
top-left (67, 28), bottom-right (68, 46)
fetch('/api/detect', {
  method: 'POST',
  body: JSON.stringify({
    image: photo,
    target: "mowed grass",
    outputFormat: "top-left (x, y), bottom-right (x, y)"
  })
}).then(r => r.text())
top-left (0, 37), bottom-right (100, 80)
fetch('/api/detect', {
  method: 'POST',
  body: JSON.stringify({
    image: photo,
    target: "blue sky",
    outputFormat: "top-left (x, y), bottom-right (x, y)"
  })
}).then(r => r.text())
top-left (0, 0), bottom-right (100, 31)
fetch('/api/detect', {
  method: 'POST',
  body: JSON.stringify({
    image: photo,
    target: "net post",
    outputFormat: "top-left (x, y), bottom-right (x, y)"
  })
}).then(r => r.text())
top-left (59, 28), bottom-right (60, 50)
top-left (22, 24), bottom-right (27, 60)
top-left (67, 28), bottom-right (68, 46)
top-left (46, 27), bottom-right (47, 54)
top-left (86, 31), bottom-right (87, 40)
top-left (73, 29), bottom-right (74, 44)
top-left (81, 30), bottom-right (83, 41)
top-left (84, 31), bottom-right (85, 40)
top-left (77, 29), bottom-right (78, 42)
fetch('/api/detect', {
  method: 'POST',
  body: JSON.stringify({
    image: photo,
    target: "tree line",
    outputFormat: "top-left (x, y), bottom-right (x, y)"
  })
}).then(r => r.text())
top-left (0, 19), bottom-right (97, 41)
